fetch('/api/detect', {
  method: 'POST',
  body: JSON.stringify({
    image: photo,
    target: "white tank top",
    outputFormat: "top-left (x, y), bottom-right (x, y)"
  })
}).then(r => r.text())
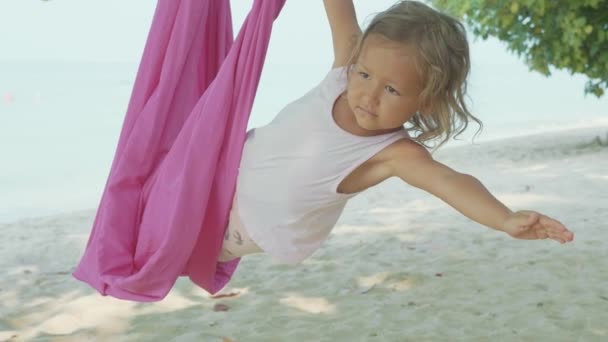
top-left (235, 67), bottom-right (409, 264)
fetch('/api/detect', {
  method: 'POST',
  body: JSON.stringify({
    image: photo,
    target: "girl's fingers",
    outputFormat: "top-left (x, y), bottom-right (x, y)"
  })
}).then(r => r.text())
top-left (538, 216), bottom-right (570, 234)
top-left (540, 215), bottom-right (567, 230)
top-left (514, 213), bottom-right (573, 244)
top-left (544, 222), bottom-right (573, 243)
top-left (531, 221), bottom-right (562, 242)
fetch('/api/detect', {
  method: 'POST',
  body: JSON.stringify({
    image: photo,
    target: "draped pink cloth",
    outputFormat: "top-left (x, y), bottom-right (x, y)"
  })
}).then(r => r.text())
top-left (73, 0), bottom-right (286, 302)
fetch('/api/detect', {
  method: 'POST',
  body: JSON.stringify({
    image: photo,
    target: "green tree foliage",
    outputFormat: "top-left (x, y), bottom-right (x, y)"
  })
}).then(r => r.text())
top-left (431, 0), bottom-right (608, 97)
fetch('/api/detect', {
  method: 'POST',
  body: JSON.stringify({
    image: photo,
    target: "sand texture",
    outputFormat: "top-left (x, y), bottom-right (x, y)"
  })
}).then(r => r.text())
top-left (1, 126), bottom-right (607, 341)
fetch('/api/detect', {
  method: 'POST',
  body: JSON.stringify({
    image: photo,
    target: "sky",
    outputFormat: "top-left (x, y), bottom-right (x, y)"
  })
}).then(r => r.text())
top-left (1, 0), bottom-right (606, 135)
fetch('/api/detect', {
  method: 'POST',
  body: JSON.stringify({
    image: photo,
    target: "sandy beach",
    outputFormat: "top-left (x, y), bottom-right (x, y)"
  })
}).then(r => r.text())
top-left (1, 126), bottom-right (607, 342)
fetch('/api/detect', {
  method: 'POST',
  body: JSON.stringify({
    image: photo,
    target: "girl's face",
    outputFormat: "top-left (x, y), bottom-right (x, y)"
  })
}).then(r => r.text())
top-left (346, 35), bottom-right (424, 134)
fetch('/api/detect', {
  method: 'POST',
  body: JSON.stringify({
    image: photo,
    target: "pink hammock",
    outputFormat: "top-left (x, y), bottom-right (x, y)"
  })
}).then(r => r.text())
top-left (73, 0), bottom-right (286, 302)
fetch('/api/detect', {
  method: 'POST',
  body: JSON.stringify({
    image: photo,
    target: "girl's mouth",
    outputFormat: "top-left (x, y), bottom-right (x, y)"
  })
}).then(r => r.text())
top-left (358, 106), bottom-right (377, 117)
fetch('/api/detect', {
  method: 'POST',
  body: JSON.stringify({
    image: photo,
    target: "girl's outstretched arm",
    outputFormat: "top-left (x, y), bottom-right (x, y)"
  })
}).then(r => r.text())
top-left (323, 0), bottom-right (362, 68)
top-left (387, 140), bottom-right (574, 244)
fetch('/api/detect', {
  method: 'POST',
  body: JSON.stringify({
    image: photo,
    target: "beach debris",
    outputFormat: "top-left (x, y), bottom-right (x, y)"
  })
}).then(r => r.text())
top-left (210, 291), bottom-right (241, 299)
top-left (360, 284), bottom-right (376, 294)
top-left (222, 338), bottom-right (235, 342)
top-left (575, 133), bottom-right (608, 150)
top-left (533, 283), bottom-right (549, 291)
top-left (213, 303), bottom-right (230, 312)
top-left (599, 295), bottom-right (608, 301)
top-left (536, 302), bottom-right (544, 307)
top-left (591, 134), bottom-right (608, 147)
top-left (435, 273), bottom-right (443, 277)
top-left (40, 270), bottom-right (71, 276)
top-left (407, 301), bottom-right (416, 306)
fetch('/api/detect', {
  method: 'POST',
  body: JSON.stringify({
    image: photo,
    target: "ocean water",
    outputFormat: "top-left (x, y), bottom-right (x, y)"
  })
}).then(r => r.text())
top-left (0, 61), bottom-right (135, 223)
top-left (1, 60), bottom-right (607, 224)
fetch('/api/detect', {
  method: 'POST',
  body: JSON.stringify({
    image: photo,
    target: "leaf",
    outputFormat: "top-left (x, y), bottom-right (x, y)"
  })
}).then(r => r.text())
top-left (510, 2), bottom-right (519, 13)
top-left (431, 0), bottom-right (608, 97)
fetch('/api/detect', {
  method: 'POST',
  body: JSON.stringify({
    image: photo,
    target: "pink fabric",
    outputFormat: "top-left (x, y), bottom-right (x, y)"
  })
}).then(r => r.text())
top-left (73, 0), bottom-right (286, 302)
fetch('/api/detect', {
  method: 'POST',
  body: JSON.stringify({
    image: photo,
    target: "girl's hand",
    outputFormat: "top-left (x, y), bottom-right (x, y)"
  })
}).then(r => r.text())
top-left (502, 210), bottom-right (574, 244)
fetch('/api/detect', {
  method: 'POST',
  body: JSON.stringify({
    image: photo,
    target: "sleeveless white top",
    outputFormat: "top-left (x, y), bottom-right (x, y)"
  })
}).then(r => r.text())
top-left (235, 67), bottom-right (409, 264)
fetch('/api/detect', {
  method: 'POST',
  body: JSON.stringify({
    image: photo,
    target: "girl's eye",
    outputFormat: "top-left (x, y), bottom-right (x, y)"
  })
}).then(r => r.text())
top-left (386, 85), bottom-right (400, 96)
top-left (358, 71), bottom-right (370, 79)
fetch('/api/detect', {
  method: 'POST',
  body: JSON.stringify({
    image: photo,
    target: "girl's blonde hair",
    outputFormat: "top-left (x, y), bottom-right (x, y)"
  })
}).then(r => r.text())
top-left (348, 0), bottom-right (482, 148)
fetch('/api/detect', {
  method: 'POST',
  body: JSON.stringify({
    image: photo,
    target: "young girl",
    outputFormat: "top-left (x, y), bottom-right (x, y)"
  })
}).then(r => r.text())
top-left (217, 0), bottom-right (574, 264)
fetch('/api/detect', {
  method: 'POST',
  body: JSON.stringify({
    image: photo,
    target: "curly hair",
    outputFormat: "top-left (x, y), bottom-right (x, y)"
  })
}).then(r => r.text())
top-left (347, 0), bottom-right (482, 148)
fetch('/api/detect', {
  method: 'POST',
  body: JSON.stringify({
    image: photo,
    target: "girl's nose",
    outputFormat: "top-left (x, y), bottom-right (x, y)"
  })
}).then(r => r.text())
top-left (363, 83), bottom-right (381, 108)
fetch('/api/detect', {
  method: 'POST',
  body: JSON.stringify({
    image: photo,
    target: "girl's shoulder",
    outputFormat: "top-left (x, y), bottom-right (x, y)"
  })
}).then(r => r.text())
top-left (322, 64), bottom-right (351, 86)
top-left (384, 138), bottom-right (430, 164)
top-left (328, 64), bottom-right (350, 76)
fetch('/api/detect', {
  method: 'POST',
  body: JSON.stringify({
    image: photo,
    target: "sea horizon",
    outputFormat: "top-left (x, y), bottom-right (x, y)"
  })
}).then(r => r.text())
top-left (1, 60), bottom-right (607, 224)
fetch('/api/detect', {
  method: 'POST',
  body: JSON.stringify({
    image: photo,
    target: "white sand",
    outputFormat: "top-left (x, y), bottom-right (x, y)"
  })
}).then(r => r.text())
top-left (1, 126), bottom-right (607, 341)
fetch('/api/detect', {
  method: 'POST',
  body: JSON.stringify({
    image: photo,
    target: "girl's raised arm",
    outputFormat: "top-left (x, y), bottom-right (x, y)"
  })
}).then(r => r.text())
top-left (323, 0), bottom-right (362, 68)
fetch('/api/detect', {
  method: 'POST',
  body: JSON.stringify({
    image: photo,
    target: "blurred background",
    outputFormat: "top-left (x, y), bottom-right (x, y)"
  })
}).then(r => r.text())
top-left (1, 0), bottom-right (606, 223)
